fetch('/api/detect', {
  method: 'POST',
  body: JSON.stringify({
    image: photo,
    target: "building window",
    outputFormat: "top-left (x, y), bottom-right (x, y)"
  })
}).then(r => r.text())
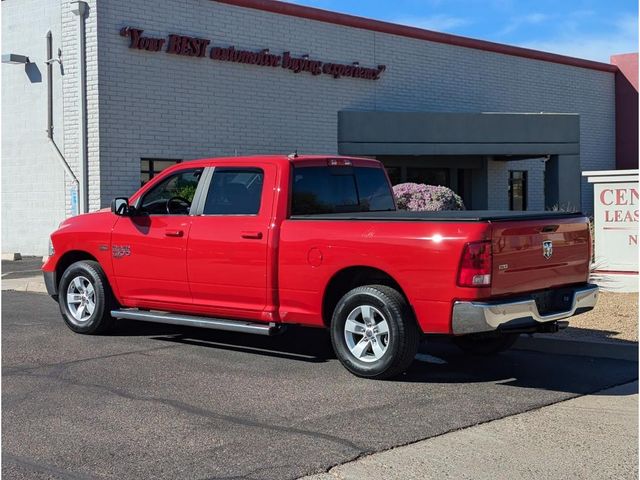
top-left (509, 170), bottom-right (527, 210)
top-left (406, 167), bottom-right (450, 187)
top-left (141, 158), bottom-right (182, 186)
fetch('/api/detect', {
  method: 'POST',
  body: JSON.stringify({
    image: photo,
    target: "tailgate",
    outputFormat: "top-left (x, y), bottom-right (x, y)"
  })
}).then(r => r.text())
top-left (491, 216), bottom-right (590, 296)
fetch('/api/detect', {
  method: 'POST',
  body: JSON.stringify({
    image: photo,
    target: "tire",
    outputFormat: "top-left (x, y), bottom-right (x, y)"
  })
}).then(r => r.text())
top-left (57, 260), bottom-right (116, 334)
top-left (330, 285), bottom-right (419, 380)
top-left (452, 332), bottom-right (519, 356)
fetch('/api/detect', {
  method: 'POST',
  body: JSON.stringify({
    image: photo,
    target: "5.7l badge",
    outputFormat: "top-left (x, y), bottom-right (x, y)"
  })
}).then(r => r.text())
top-left (542, 240), bottom-right (553, 260)
top-left (112, 245), bottom-right (131, 258)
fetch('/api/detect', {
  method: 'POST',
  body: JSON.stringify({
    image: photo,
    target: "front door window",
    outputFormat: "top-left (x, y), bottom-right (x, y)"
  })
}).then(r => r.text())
top-left (139, 169), bottom-right (203, 215)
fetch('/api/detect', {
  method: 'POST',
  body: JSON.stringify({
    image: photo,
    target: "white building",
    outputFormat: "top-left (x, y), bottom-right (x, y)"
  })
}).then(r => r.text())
top-left (2, 0), bottom-right (635, 255)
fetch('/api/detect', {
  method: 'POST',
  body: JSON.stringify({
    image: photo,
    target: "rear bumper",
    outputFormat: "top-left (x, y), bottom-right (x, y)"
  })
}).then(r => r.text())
top-left (451, 284), bottom-right (599, 335)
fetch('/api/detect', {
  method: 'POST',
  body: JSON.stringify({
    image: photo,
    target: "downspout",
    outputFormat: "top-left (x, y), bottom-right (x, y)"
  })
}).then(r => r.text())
top-left (46, 30), bottom-right (80, 214)
top-left (71, 1), bottom-right (89, 214)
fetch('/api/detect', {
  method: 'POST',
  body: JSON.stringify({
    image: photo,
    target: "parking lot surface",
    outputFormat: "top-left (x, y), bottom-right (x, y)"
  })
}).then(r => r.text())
top-left (1, 257), bottom-right (43, 279)
top-left (2, 291), bottom-right (638, 480)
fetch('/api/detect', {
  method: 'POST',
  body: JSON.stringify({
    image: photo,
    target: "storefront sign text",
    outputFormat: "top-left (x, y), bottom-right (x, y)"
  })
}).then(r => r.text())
top-left (120, 27), bottom-right (386, 80)
top-left (597, 184), bottom-right (639, 246)
top-left (593, 181), bottom-right (638, 271)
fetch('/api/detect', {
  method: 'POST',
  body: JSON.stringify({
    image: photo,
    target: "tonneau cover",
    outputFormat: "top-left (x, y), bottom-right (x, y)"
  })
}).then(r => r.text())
top-left (289, 210), bottom-right (584, 222)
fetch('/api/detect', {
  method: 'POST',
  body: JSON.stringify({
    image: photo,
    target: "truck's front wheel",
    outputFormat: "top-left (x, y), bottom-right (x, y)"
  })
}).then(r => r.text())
top-left (330, 285), bottom-right (419, 380)
top-left (58, 260), bottom-right (116, 334)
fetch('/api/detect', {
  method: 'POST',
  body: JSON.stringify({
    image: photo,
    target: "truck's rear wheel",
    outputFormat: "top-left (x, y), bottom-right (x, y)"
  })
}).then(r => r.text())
top-left (58, 260), bottom-right (116, 334)
top-left (453, 332), bottom-right (519, 355)
top-left (330, 285), bottom-right (419, 380)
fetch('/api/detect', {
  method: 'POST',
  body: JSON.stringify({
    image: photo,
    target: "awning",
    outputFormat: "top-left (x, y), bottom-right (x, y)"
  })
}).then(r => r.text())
top-left (338, 112), bottom-right (579, 157)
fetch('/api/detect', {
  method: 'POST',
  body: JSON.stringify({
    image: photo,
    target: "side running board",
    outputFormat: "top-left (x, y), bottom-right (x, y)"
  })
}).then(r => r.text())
top-left (110, 309), bottom-right (281, 336)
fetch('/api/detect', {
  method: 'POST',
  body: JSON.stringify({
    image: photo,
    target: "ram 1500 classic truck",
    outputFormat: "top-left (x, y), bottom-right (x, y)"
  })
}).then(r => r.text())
top-left (43, 155), bottom-right (598, 379)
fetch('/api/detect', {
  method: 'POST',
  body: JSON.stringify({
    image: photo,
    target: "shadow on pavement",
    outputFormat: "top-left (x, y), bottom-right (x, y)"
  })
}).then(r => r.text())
top-left (115, 319), bottom-right (336, 362)
top-left (543, 325), bottom-right (638, 345)
top-left (108, 319), bottom-right (640, 397)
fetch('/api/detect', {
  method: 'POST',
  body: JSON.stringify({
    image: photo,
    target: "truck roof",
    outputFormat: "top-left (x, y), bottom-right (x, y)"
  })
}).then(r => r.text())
top-left (162, 155), bottom-right (381, 171)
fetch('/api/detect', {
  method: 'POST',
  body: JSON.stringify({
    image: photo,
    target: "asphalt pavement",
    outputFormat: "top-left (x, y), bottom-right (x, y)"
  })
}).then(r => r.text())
top-left (2, 291), bottom-right (638, 480)
top-left (1, 256), bottom-right (43, 279)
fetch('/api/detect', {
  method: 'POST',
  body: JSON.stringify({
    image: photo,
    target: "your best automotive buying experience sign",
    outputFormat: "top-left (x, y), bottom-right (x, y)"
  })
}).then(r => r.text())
top-left (119, 27), bottom-right (387, 80)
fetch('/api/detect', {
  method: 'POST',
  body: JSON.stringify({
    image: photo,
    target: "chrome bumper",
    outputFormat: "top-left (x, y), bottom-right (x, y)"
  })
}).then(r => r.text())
top-left (451, 284), bottom-right (599, 335)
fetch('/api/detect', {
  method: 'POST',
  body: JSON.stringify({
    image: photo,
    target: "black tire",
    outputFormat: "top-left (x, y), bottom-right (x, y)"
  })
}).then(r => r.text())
top-left (452, 332), bottom-right (519, 356)
top-left (330, 285), bottom-right (419, 380)
top-left (57, 260), bottom-right (116, 334)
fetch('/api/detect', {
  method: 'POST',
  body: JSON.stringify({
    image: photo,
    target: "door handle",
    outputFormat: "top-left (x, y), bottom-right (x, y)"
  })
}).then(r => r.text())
top-left (241, 231), bottom-right (263, 240)
top-left (165, 229), bottom-right (184, 237)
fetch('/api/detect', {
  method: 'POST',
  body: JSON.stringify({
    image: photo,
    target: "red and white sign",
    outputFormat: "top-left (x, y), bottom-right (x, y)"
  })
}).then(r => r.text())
top-left (584, 170), bottom-right (639, 292)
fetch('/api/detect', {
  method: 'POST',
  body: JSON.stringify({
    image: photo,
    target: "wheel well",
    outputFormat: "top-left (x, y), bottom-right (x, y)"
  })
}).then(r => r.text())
top-left (322, 266), bottom-right (409, 326)
top-left (55, 250), bottom-right (98, 286)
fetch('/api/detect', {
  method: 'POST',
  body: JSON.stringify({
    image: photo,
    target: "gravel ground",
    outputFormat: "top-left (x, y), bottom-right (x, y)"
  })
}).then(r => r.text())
top-left (553, 292), bottom-right (638, 343)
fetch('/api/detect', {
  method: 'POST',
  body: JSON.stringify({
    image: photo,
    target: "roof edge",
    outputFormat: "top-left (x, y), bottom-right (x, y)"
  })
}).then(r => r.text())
top-left (213, 0), bottom-right (618, 73)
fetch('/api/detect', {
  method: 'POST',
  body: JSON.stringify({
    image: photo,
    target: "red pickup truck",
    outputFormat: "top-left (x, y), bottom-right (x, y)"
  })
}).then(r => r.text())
top-left (43, 155), bottom-right (598, 379)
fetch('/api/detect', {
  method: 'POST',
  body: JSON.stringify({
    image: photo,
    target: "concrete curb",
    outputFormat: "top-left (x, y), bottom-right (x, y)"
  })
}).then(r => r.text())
top-left (299, 380), bottom-right (639, 480)
top-left (514, 335), bottom-right (638, 362)
top-left (1, 275), bottom-right (47, 294)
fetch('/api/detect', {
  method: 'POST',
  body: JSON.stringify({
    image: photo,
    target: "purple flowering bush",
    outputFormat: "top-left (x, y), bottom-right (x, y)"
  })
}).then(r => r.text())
top-left (393, 183), bottom-right (465, 211)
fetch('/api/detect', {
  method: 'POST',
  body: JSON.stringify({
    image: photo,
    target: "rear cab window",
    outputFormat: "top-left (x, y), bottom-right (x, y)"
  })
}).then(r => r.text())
top-left (291, 165), bottom-right (396, 215)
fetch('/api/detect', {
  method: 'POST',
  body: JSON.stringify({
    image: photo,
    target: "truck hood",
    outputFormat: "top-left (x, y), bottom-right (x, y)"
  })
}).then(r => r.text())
top-left (58, 209), bottom-right (118, 231)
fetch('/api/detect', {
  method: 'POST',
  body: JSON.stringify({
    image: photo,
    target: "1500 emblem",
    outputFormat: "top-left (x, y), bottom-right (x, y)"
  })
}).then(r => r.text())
top-left (542, 240), bottom-right (553, 259)
top-left (112, 245), bottom-right (131, 258)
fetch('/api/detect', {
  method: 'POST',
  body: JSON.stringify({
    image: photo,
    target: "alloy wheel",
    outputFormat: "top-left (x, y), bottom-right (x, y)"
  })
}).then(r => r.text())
top-left (66, 276), bottom-right (96, 324)
top-left (343, 304), bottom-right (390, 363)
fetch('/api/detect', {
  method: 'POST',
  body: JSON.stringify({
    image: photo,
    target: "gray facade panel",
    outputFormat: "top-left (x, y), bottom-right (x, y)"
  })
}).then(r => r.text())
top-left (339, 142), bottom-right (580, 156)
top-left (338, 112), bottom-right (580, 145)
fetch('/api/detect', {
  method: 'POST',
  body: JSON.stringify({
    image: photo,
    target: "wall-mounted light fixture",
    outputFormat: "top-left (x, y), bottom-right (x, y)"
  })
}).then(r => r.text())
top-left (2, 54), bottom-right (30, 64)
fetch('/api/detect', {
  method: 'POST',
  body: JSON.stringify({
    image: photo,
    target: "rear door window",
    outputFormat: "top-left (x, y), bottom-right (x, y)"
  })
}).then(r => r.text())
top-left (203, 168), bottom-right (264, 215)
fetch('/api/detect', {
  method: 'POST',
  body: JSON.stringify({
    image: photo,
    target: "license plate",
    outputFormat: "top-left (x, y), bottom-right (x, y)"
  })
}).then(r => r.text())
top-left (533, 289), bottom-right (573, 315)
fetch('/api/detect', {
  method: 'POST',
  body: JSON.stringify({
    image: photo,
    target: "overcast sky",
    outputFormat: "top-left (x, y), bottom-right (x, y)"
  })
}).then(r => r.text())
top-left (287, 0), bottom-right (638, 62)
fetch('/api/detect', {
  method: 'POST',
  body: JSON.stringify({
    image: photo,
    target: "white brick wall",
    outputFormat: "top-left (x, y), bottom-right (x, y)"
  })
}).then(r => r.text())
top-left (61, 0), bottom-right (100, 214)
top-left (2, 0), bottom-right (616, 253)
top-left (1, 0), bottom-right (66, 254)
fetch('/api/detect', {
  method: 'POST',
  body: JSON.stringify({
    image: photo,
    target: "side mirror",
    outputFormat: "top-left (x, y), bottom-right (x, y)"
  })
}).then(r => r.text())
top-left (111, 197), bottom-right (130, 216)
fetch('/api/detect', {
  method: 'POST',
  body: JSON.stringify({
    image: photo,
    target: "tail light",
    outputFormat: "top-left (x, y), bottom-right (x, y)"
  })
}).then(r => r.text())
top-left (457, 240), bottom-right (492, 287)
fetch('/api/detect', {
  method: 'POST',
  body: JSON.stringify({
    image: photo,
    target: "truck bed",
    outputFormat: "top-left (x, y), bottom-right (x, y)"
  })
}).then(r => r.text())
top-left (289, 210), bottom-right (583, 222)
